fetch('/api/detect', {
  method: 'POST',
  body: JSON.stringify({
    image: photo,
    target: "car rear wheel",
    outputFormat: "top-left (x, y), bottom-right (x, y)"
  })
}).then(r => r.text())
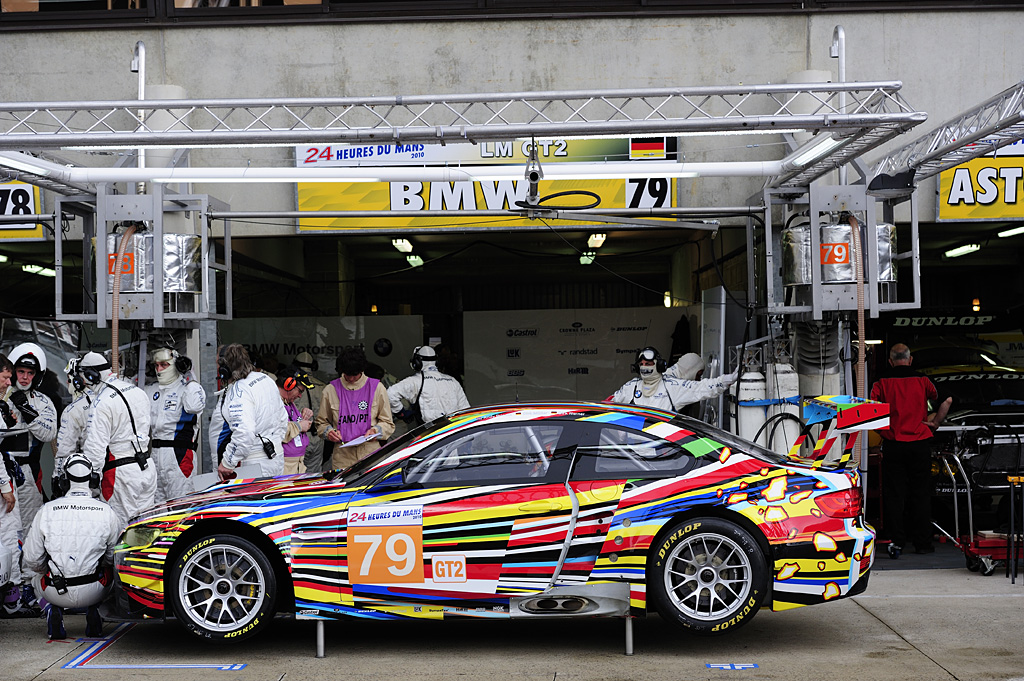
top-left (170, 534), bottom-right (277, 641)
top-left (650, 517), bottom-right (768, 635)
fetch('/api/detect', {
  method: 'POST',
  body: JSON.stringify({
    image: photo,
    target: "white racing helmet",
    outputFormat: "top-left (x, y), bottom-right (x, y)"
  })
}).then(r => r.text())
top-left (410, 345), bottom-right (436, 372)
top-left (153, 347), bottom-right (179, 386)
top-left (8, 342), bottom-right (46, 391)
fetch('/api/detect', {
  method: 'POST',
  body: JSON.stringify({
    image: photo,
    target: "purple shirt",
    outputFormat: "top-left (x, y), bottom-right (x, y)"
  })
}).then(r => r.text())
top-left (282, 402), bottom-right (309, 458)
top-left (331, 377), bottom-right (380, 442)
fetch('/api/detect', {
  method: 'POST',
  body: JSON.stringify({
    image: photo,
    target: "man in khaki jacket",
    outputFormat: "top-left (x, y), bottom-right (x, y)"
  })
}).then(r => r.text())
top-left (315, 348), bottom-right (394, 471)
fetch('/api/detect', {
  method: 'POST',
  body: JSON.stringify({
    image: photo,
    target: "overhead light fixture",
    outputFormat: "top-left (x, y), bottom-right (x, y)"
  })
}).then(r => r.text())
top-left (392, 238), bottom-right (413, 253)
top-left (789, 135), bottom-right (846, 168)
top-left (663, 291), bottom-right (672, 308)
top-left (22, 264), bottom-right (55, 277)
top-left (406, 254), bottom-right (423, 268)
top-left (944, 244), bottom-right (980, 259)
top-left (997, 225), bottom-right (1024, 238)
top-left (864, 339), bottom-right (884, 345)
top-left (587, 233), bottom-right (606, 248)
top-left (579, 251), bottom-right (596, 265)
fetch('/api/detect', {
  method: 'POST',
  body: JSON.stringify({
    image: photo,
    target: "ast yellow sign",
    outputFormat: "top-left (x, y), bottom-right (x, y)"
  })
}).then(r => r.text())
top-left (938, 157), bottom-right (1024, 221)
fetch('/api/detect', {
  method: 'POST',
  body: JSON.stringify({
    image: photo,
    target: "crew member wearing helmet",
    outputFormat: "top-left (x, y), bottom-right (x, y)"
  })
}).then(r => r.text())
top-left (213, 344), bottom-right (288, 481)
top-left (145, 348), bottom-right (207, 503)
top-left (79, 351), bottom-right (155, 530)
top-left (22, 453), bottom-right (120, 640)
top-left (1, 343), bottom-right (58, 537)
top-left (388, 345), bottom-right (470, 426)
top-left (293, 351), bottom-right (327, 473)
top-left (53, 357), bottom-right (97, 496)
top-left (0, 352), bottom-right (30, 618)
top-left (609, 346), bottom-right (739, 412)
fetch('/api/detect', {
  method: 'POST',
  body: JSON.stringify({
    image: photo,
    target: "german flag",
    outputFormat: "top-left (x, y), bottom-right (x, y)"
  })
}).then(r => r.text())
top-left (629, 137), bottom-right (666, 160)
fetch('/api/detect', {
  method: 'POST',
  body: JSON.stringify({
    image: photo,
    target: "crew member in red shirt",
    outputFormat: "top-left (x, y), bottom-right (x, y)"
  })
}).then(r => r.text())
top-left (869, 343), bottom-right (951, 559)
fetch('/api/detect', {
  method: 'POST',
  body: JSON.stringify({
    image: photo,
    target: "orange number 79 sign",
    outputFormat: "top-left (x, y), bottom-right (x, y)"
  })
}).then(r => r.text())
top-left (820, 243), bottom-right (850, 265)
top-left (348, 525), bottom-right (423, 584)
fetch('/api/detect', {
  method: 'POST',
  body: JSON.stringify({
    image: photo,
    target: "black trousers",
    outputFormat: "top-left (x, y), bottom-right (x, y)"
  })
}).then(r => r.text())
top-left (881, 438), bottom-right (934, 549)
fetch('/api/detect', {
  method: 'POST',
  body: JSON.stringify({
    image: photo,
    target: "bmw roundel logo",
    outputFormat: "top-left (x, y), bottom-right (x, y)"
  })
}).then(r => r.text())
top-left (373, 338), bottom-right (393, 357)
top-left (153, 391), bottom-right (160, 400)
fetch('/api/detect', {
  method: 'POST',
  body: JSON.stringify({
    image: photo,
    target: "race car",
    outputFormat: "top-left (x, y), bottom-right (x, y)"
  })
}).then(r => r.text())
top-left (114, 401), bottom-right (874, 642)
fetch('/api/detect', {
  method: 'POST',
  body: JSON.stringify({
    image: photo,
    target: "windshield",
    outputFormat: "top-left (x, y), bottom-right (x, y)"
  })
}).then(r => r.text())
top-left (326, 416), bottom-right (453, 485)
top-left (670, 413), bottom-right (788, 464)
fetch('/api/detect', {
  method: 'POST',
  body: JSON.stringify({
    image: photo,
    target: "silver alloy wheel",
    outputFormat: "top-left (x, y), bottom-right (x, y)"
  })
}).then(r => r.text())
top-left (176, 543), bottom-right (267, 632)
top-left (662, 531), bottom-right (752, 621)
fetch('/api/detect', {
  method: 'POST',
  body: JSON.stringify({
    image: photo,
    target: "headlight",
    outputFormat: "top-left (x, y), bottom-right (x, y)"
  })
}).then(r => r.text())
top-left (121, 526), bottom-right (162, 548)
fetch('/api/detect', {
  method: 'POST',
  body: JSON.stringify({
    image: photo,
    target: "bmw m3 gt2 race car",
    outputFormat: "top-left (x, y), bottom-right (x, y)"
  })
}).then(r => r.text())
top-left (114, 401), bottom-right (874, 642)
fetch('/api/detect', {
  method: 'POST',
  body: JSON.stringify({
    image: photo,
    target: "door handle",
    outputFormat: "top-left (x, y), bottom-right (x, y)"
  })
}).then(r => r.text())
top-left (519, 500), bottom-right (562, 512)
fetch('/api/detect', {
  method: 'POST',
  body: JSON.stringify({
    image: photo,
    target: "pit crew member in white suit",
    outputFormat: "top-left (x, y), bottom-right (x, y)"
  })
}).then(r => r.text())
top-left (145, 348), bottom-right (207, 502)
top-left (610, 346), bottom-right (738, 412)
top-left (23, 453), bottom-right (121, 639)
top-left (214, 344), bottom-right (287, 481)
top-left (388, 345), bottom-right (470, 425)
top-left (79, 352), bottom-right (155, 530)
top-left (2, 343), bottom-right (57, 536)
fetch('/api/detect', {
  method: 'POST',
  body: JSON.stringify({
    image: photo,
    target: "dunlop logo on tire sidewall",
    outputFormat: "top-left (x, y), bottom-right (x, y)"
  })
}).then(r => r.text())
top-left (657, 521), bottom-right (701, 562)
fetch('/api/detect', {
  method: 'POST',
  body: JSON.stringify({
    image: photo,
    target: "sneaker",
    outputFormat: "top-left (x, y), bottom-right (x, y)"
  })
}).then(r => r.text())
top-left (19, 585), bottom-right (38, 610)
top-left (1, 597), bottom-right (40, 619)
top-left (887, 543), bottom-right (902, 559)
top-left (45, 604), bottom-right (66, 640)
top-left (914, 545), bottom-right (935, 554)
top-left (85, 606), bottom-right (103, 638)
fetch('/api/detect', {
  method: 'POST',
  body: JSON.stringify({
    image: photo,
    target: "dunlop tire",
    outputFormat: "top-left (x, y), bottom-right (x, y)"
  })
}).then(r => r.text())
top-left (170, 534), bottom-right (277, 642)
top-left (649, 517), bottom-right (767, 635)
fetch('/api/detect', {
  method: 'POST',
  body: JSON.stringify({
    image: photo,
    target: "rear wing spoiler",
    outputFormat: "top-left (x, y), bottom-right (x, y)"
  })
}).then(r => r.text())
top-left (787, 395), bottom-right (890, 470)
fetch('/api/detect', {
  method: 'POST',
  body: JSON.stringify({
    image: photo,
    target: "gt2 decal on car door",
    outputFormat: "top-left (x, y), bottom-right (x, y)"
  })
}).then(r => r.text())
top-left (347, 506), bottom-right (424, 584)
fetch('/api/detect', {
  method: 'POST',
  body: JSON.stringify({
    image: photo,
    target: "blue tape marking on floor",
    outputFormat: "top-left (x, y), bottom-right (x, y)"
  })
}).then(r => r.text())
top-left (707, 663), bottom-right (759, 670)
top-left (62, 622), bottom-right (247, 671)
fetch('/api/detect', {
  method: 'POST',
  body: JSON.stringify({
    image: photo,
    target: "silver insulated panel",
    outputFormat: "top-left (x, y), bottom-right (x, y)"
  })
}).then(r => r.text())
top-left (106, 233), bottom-right (202, 293)
top-left (781, 222), bottom-right (896, 286)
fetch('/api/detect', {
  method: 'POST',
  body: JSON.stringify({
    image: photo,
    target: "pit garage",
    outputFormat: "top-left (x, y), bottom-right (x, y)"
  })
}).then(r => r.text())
top-left (1, 5), bottom-right (1024, 676)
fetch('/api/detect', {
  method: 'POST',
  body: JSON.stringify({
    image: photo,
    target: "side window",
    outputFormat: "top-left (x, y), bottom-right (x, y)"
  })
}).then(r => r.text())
top-left (573, 426), bottom-right (701, 480)
top-left (405, 423), bottom-right (572, 486)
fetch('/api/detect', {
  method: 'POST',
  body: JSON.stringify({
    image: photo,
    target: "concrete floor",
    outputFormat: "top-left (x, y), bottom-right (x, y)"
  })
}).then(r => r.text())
top-left (3, 563), bottom-right (1024, 681)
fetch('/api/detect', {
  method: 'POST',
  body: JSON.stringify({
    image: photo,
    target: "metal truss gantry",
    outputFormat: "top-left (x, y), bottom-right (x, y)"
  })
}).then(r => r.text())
top-left (0, 82), bottom-right (925, 195)
top-left (872, 79), bottom-right (1024, 182)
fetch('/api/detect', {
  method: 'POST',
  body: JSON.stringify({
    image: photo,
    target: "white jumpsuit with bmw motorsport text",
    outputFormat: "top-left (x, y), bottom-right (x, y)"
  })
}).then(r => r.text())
top-left (219, 372), bottom-right (287, 478)
top-left (82, 377), bottom-right (155, 530)
top-left (22, 488), bottom-right (121, 609)
top-left (146, 377), bottom-right (207, 503)
top-left (1, 389), bottom-right (57, 536)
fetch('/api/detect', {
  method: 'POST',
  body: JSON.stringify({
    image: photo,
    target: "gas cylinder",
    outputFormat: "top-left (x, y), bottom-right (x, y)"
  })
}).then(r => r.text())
top-left (766, 362), bottom-right (802, 456)
top-left (737, 369), bottom-right (767, 448)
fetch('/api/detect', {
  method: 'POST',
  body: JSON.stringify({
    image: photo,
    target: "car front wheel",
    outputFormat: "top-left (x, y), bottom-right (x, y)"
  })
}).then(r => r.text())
top-left (650, 517), bottom-right (768, 635)
top-left (170, 534), bottom-right (277, 641)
